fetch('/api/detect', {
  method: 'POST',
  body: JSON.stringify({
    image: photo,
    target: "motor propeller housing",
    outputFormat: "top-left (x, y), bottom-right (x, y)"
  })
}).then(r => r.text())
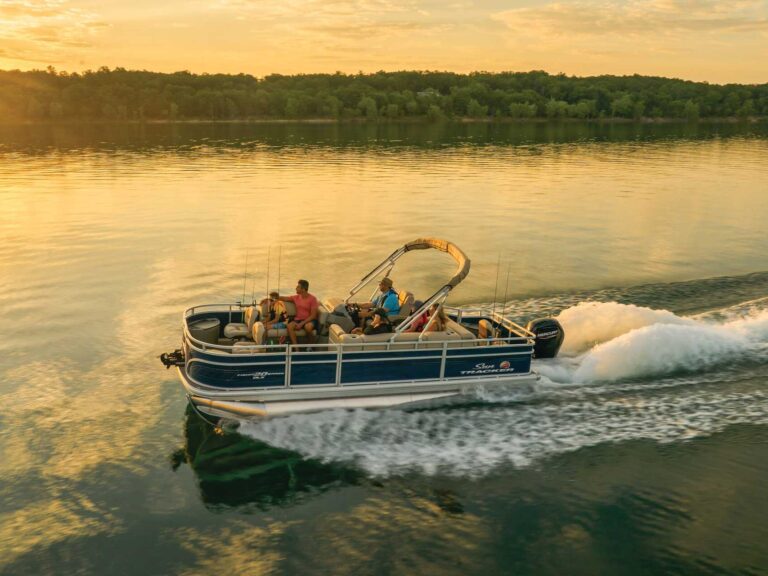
top-left (525, 318), bottom-right (565, 359)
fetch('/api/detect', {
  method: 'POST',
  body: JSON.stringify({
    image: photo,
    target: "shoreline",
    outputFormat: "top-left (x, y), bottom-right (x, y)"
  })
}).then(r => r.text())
top-left (1, 116), bottom-right (765, 127)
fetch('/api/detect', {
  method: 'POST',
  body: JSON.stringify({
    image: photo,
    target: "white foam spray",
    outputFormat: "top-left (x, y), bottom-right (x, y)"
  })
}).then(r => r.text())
top-left (556, 301), bottom-right (692, 354)
top-left (552, 302), bottom-right (768, 383)
top-left (238, 383), bottom-right (767, 478)
top-left (237, 300), bottom-right (768, 478)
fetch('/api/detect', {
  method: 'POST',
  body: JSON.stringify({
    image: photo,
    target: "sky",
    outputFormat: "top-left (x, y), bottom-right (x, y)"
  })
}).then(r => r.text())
top-left (0, 0), bottom-right (767, 84)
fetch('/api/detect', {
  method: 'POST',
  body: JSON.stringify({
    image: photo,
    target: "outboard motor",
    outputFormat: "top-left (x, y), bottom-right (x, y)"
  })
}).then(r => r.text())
top-left (160, 349), bottom-right (185, 369)
top-left (525, 318), bottom-right (564, 359)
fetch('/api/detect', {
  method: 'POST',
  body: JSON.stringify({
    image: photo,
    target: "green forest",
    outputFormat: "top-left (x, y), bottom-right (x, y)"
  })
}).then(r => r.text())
top-left (1, 67), bottom-right (766, 122)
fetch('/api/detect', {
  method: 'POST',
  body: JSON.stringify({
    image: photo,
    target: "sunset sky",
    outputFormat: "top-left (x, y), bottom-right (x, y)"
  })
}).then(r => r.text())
top-left (1, 0), bottom-right (767, 84)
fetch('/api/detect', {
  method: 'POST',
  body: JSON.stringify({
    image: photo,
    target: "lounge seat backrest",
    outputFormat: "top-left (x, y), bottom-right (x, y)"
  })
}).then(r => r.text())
top-left (419, 330), bottom-right (463, 349)
top-left (259, 300), bottom-right (327, 328)
top-left (389, 290), bottom-right (414, 325)
top-left (261, 300), bottom-right (297, 319)
top-left (444, 319), bottom-right (477, 346)
top-left (329, 323), bottom-right (364, 347)
top-left (397, 291), bottom-right (414, 316)
top-left (329, 324), bottom-right (422, 351)
top-left (243, 306), bottom-right (260, 331)
top-left (323, 297), bottom-right (345, 314)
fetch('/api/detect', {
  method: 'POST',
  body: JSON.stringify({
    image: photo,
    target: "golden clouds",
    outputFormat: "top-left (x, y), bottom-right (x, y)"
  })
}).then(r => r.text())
top-left (0, 0), bottom-right (766, 82)
top-left (490, 0), bottom-right (768, 82)
top-left (0, 0), bottom-right (106, 65)
top-left (492, 0), bottom-right (768, 37)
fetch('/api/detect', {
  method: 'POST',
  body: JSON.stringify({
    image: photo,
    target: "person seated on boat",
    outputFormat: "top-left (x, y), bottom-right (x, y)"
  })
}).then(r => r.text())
top-left (423, 304), bottom-right (448, 332)
top-left (404, 300), bottom-right (427, 332)
top-left (351, 308), bottom-right (393, 335)
top-left (259, 291), bottom-right (287, 343)
top-left (277, 279), bottom-right (318, 346)
top-left (477, 319), bottom-right (497, 343)
top-left (350, 277), bottom-right (400, 327)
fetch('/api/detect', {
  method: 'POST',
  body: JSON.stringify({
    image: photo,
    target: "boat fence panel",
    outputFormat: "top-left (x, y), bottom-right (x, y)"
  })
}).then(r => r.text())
top-left (181, 305), bottom-right (536, 391)
top-left (288, 352), bottom-right (339, 386)
top-left (339, 349), bottom-right (443, 385)
top-left (187, 358), bottom-right (287, 388)
top-left (443, 345), bottom-right (532, 378)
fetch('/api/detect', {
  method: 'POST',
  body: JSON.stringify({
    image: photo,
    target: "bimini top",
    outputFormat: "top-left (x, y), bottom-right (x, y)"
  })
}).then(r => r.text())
top-left (403, 237), bottom-right (471, 289)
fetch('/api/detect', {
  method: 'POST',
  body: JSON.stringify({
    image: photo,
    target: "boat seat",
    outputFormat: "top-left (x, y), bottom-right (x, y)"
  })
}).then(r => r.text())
top-left (477, 319), bottom-right (499, 344)
top-left (202, 347), bottom-right (232, 355)
top-left (417, 329), bottom-right (464, 349)
top-left (328, 323), bottom-right (364, 347)
top-left (254, 301), bottom-right (329, 341)
top-left (444, 319), bottom-right (477, 347)
top-left (232, 341), bottom-right (264, 354)
top-left (328, 323), bottom-right (466, 351)
top-left (355, 331), bottom-right (422, 351)
top-left (329, 324), bottom-right (421, 351)
top-left (223, 306), bottom-right (259, 339)
top-left (389, 290), bottom-right (414, 324)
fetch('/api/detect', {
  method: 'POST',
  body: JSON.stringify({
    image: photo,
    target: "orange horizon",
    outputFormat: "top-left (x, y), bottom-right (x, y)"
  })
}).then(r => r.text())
top-left (1, 0), bottom-right (767, 85)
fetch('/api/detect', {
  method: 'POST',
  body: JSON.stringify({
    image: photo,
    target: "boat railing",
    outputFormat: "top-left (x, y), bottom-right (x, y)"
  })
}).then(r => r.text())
top-left (182, 303), bottom-right (253, 352)
top-left (186, 335), bottom-right (534, 389)
top-left (183, 302), bottom-right (534, 351)
top-left (185, 334), bottom-right (533, 354)
top-left (183, 303), bottom-right (536, 352)
top-left (449, 306), bottom-right (536, 339)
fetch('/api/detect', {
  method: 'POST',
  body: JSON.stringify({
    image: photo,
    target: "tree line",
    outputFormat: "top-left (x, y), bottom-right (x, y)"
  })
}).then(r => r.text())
top-left (1, 67), bottom-right (766, 122)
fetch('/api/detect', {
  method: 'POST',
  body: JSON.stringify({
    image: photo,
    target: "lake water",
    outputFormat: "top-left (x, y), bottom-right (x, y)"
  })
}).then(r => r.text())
top-left (1, 121), bottom-right (767, 575)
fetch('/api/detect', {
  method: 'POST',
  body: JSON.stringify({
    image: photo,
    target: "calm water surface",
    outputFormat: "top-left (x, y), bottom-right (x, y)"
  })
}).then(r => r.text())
top-left (1, 122), bottom-right (767, 575)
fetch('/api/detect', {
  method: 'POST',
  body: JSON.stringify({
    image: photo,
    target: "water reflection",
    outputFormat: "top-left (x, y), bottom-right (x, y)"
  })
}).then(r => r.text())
top-left (173, 406), bottom-right (361, 510)
top-left (1, 121), bottom-right (766, 153)
top-left (0, 122), bottom-right (767, 575)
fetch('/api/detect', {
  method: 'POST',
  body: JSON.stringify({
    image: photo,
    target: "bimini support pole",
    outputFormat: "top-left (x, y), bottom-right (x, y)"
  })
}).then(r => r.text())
top-left (344, 238), bottom-right (471, 305)
top-left (344, 247), bottom-right (408, 303)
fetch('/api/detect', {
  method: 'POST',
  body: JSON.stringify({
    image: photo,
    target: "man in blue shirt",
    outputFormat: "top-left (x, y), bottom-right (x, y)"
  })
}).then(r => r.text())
top-left (353, 277), bottom-right (400, 327)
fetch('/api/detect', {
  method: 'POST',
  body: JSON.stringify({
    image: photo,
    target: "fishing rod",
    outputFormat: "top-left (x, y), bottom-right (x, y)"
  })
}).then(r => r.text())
top-left (241, 250), bottom-right (249, 306)
top-left (250, 262), bottom-right (257, 305)
top-left (491, 253), bottom-right (501, 322)
top-left (500, 259), bottom-right (512, 336)
top-left (265, 246), bottom-right (271, 302)
top-left (277, 245), bottom-right (282, 297)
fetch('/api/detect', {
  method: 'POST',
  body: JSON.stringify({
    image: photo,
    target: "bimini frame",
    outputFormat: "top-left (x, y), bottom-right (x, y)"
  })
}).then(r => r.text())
top-left (343, 237), bottom-right (471, 338)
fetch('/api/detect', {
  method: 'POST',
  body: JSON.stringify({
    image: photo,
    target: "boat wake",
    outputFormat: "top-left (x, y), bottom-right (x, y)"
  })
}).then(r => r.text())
top-left (238, 298), bottom-right (768, 478)
top-left (540, 300), bottom-right (768, 383)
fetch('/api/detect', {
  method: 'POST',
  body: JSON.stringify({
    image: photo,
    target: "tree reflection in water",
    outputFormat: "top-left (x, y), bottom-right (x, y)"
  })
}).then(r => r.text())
top-left (170, 405), bottom-right (361, 510)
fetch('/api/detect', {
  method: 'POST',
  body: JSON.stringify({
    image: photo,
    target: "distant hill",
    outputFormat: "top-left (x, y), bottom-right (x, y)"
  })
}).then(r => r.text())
top-left (1, 67), bottom-right (766, 122)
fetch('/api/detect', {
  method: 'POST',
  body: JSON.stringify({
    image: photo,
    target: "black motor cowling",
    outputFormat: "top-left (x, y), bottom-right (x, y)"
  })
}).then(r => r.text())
top-left (160, 349), bottom-right (185, 369)
top-left (525, 318), bottom-right (565, 359)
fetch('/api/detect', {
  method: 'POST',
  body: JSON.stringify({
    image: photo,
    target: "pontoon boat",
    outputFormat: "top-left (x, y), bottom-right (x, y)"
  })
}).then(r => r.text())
top-left (161, 238), bottom-right (564, 418)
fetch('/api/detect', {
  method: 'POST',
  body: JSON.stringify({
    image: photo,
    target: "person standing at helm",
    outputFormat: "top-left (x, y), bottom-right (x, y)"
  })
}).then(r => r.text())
top-left (352, 277), bottom-right (400, 327)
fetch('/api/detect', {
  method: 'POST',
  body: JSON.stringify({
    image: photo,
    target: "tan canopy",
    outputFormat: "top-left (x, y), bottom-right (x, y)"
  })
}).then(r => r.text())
top-left (403, 238), bottom-right (471, 289)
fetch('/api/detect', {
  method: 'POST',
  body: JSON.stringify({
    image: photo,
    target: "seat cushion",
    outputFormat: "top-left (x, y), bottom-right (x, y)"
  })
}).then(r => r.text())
top-left (444, 319), bottom-right (477, 346)
top-left (223, 323), bottom-right (249, 338)
top-left (224, 306), bottom-right (260, 339)
top-left (232, 341), bottom-right (264, 354)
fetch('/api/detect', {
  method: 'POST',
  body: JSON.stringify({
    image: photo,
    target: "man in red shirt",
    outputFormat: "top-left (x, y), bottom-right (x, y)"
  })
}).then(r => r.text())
top-left (280, 279), bottom-right (318, 346)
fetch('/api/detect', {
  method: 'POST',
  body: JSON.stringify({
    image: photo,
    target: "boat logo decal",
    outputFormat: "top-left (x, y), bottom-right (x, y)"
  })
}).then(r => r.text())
top-left (536, 330), bottom-right (559, 339)
top-left (460, 361), bottom-right (515, 376)
top-left (237, 371), bottom-right (284, 380)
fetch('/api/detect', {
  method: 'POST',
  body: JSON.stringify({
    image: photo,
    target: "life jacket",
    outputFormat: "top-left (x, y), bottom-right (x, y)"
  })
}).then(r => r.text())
top-left (375, 288), bottom-right (399, 311)
top-left (268, 301), bottom-right (287, 323)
